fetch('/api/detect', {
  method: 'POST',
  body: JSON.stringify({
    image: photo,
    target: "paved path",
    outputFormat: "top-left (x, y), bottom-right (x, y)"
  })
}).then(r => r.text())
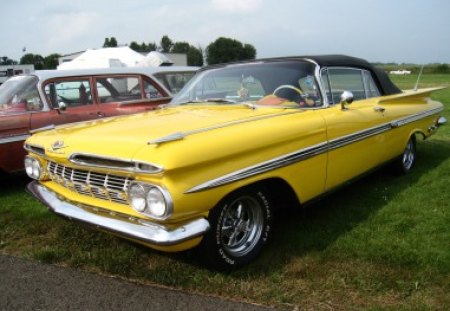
top-left (0, 255), bottom-right (278, 311)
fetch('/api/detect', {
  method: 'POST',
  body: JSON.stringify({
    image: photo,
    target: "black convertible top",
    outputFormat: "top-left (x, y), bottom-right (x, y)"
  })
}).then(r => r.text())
top-left (303, 55), bottom-right (401, 95)
top-left (202, 55), bottom-right (402, 96)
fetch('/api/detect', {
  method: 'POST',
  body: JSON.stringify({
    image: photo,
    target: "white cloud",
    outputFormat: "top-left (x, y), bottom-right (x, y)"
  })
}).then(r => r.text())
top-left (212, 0), bottom-right (262, 13)
top-left (45, 11), bottom-right (99, 48)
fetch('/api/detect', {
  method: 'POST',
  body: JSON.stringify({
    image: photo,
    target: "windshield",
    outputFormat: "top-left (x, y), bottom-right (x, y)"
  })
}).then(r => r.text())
top-left (171, 61), bottom-right (322, 108)
top-left (0, 75), bottom-right (43, 114)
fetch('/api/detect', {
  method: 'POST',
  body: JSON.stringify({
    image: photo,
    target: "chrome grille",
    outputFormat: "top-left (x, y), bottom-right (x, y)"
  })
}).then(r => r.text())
top-left (47, 161), bottom-right (132, 204)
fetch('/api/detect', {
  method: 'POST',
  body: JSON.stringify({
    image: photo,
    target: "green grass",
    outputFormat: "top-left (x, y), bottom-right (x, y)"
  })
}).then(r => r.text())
top-left (1, 74), bottom-right (449, 310)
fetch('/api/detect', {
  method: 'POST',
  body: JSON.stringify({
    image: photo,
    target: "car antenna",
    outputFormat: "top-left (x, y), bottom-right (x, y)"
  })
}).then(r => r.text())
top-left (414, 64), bottom-right (425, 91)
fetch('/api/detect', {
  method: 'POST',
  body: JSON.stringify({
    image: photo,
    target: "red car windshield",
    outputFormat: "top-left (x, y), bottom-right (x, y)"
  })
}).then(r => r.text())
top-left (0, 75), bottom-right (42, 114)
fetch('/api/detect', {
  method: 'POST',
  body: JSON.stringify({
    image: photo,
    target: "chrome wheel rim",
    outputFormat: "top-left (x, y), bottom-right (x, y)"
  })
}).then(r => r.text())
top-left (220, 195), bottom-right (264, 257)
top-left (402, 139), bottom-right (415, 170)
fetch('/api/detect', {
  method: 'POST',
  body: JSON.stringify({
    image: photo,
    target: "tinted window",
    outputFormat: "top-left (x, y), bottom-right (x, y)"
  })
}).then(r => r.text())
top-left (143, 79), bottom-right (165, 99)
top-left (45, 79), bottom-right (92, 107)
top-left (363, 71), bottom-right (380, 98)
top-left (324, 68), bottom-right (381, 104)
top-left (154, 72), bottom-right (196, 94)
top-left (96, 76), bottom-right (143, 103)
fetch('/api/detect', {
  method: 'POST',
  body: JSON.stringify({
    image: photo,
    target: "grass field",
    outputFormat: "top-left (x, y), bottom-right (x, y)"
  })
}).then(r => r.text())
top-left (1, 74), bottom-right (449, 310)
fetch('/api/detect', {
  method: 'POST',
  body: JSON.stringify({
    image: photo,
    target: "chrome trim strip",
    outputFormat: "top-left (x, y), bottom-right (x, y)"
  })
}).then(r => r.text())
top-left (69, 153), bottom-right (164, 174)
top-left (27, 181), bottom-right (210, 246)
top-left (186, 107), bottom-right (443, 193)
top-left (390, 107), bottom-right (443, 128)
top-left (24, 143), bottom-right (46, 156)
top-left (148, 110), bottom-right (305, 145)
top-left (186, 141), bottom-right (328, 193)
top-left (30, 124), bottom-right (55, 134)
top-left (0, 134), bottom-right (30, 144)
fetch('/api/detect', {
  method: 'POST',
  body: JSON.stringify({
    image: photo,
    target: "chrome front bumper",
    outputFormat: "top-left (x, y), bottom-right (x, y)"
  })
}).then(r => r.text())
top-left (27, 181), bottom-right (210, 246)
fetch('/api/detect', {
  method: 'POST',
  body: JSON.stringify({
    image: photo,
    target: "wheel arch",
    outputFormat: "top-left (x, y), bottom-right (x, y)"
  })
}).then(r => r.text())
top-left (219, 177), bottom-right (301, 210)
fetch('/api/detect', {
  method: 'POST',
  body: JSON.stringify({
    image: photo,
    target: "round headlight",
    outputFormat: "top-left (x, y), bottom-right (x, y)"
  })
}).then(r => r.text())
top-left (129, 183), bottom-right (147, 212)
top-left (32, 160), bottom-right (41, 179)
top-left (146, 187), bottom-right (167, 218)
top-left (24, 157), bottom-right (34, 177)
top-left (24, 156), bottom-right (43, 180)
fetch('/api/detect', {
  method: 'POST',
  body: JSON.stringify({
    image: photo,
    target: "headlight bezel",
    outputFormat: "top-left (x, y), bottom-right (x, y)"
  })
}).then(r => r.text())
top-left (24, 155), bottom-right (47, 180)
top-left (128, 182), bottom-right (173, 220)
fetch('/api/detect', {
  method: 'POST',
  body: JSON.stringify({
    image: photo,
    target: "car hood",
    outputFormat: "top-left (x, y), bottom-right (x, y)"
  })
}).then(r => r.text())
top-left (27, 105), bottom-right (303, 167)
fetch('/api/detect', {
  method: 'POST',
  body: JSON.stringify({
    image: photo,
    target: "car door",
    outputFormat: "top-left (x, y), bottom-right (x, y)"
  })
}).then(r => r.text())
top-left (30, 77), bottom-right (102, 130)
top-left (94, 75), bottom-right (171, 117)
top-left (319, 68), bottom-right (399, 191)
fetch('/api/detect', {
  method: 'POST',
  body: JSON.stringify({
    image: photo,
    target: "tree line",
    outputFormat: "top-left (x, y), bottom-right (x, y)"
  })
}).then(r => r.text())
top-left (1, 35), bottom-right (257, 69)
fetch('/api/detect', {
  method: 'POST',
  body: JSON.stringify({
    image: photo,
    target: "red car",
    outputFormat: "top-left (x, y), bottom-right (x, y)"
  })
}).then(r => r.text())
top-left (0, 66), bottom-right (197, 175)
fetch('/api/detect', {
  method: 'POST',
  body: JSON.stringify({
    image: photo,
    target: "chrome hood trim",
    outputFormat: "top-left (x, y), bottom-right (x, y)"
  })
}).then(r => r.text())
top-left (148, 109), bottom-right (304, 145)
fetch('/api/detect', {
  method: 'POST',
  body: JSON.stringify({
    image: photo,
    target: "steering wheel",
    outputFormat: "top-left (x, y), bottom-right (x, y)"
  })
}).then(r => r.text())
top-left (273, 85), bottom-right (304, 98)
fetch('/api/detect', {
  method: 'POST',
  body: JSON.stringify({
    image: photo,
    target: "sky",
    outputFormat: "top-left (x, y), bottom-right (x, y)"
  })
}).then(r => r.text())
top-left (1, 0), bottom-right (449, 64)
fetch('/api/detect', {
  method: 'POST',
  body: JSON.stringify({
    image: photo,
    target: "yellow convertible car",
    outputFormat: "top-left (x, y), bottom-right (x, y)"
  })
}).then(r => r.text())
top-left (24, 55), bottom-right (446, 270)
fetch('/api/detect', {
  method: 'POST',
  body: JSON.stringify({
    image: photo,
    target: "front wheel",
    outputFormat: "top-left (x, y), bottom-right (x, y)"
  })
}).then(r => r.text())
top-left (393, 136), bottom-right (416, 174)
top-left (199, 186), bottom-right (273, 271)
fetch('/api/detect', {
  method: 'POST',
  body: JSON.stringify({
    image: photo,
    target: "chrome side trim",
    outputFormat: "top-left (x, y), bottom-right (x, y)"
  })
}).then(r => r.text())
top-left (30, 124), bottom-right (55, 134)
top-left (328, 123), bottom-right (392, 150)
top-left (0, 134), bottom-right (30, 145)
top-left (27, 181), bottom-right (210, 246)
top-left (390, 107), bottom-right (444, 128)
top-left (186, 142), bottom-right (328, 193)
top-left (186, 107), bottom-right (443, 193)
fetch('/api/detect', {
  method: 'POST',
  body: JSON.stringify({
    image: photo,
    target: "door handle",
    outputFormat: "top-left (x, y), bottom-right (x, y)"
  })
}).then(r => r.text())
top-left (373, 106), bottom-right (385, 113)
top-left (97, 112), bottom-right (105, 118)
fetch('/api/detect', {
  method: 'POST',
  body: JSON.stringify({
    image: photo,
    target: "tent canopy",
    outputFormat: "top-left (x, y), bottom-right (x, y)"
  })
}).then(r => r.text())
top-left (58, 47), bottom-right (174, 70)
top-left (58, 47), bottom-right (144, 70)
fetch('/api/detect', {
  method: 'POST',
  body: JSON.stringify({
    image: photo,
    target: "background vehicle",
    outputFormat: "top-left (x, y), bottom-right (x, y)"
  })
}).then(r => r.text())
top-left (0, 66), bottom-right (197, 175)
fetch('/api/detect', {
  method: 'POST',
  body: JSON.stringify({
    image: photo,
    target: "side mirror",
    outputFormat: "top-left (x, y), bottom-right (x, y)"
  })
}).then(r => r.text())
top-left (340, 90), bottom-right (354, 110)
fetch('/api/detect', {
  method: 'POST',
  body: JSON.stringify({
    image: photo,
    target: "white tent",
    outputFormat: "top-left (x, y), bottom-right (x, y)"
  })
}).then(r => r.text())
top-left (137, 51), bottom-right (174, 67)
top-left (57, 47), bottom-right (145, 70)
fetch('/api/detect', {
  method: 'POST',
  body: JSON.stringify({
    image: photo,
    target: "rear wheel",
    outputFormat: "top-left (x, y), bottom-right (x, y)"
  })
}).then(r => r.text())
top-left (394, 135), bottom-right (416, 174)
top-left (199, 186), bottom-right (273, 271)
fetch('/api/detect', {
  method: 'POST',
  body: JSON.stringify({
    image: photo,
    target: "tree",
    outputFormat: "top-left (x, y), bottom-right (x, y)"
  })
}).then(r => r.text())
top-left (206, 37), bottom-right (256, 65)
top-left (187, 46), bottom-right (203, 66)
top-left (0, 56), bottom-right (16, 65)
top-left (147, 42), bottom-right (157, 52)
top-left (20, 53), bottom-right (45, 69)
top-left (171, 42), bottom-right (190, 54)
top-left (130, 41), bottom-right (157, 52)
top-left (242, 44), bottom-right (256, 60)
top-left (103, 37), bottom-right (118, 48)
top-left (160, 35), bottom-right (173, 53)
top-left (171, 41), bottom-right (203, 66)
top-left (44, 53), bottom-right (61, 69)
top-left (434, 63), bottom-right (450, 74)
top-left (129, 41), bottom-right (140, 51)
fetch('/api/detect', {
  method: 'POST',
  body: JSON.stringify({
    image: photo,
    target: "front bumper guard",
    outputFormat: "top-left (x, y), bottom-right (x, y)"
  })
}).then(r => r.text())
top-left (27, 181), bottom-right (210, 246)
